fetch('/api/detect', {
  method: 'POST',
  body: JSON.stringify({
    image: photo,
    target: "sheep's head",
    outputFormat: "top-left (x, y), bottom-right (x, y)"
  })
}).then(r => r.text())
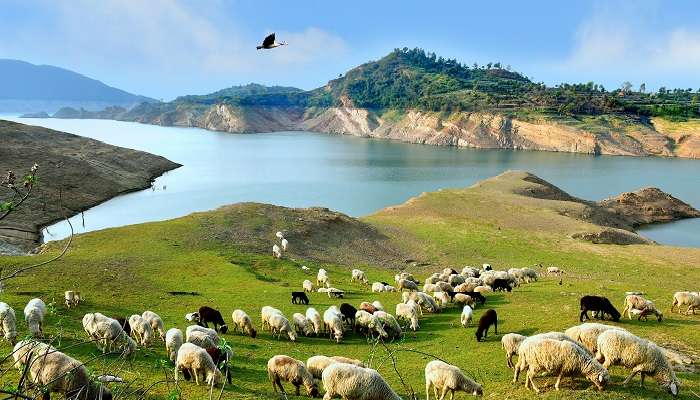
top-left (250, 328), bottom-right (257, 338)
top-left (306, 381), bottom-right (320, 398)
top-left (656, 311), bottom-right (664, 322)
top-left (288, 330), bottom-right (297, 342)
top-left (590, 368), bottom-right (609, 391)
top-left (219, 324), bottom-right (229, 334)
top-left (472, 384), bottom-right (483, 396)
top-left (207, 369), bottom-right (224, 386)
top-left (334, 331), bottom-right (343, 343)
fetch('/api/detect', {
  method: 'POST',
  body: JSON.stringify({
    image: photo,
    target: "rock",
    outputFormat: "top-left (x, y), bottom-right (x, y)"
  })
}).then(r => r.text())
top-left (599, 188), bottom-right (700, 226)
top-left (570, 229), bottom-right (655, 245)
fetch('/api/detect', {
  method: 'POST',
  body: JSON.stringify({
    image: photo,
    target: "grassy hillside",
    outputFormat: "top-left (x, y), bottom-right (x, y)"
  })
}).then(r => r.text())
top-left (1, 173), bottom-right (699, 399)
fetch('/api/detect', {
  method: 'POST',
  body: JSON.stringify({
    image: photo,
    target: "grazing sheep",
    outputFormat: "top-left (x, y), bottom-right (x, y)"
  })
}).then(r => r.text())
top-left (307, 355), bottom-right (366, 380)
top-left (331, 356), bottom-right (364, 367)
top-left (0, 302), bottom-right (17, 345)
top-left (27, 348), bottom-right (112, 400)
top-left (317, 268), bottom-right (330, 288)
top-left (261, 306), bottom-right (282, 331)
top-left (475, 309), bottom-right (497, 342)
top-left (671, 291), bottom-right (700, 314)
top-left (416, 292), bottom-right (441, 313)
top-left (460, 305), bottom-right (474, 328)
top-left (461, 267), bottom-right (480, 278)
top-left (623, 295), bottom-right (663, 321)
top-left (322, 363), bottom-right (402, 400)
top-left (129, 314), bottom-right (154, 346)
top-left (323, 307), bottom-right (344, 343)
top-left (360, 302), bottom-right (378, 314)
top-left (23, 298), bottom-right (46, 338)
top-left (175, 342), bottom-right (224, 386)
top-left (435, 281), bottom-right (453, 292)
top-left (186, 325), bottom-right (220, 348)
top-left (269, 313), bottom-right (297, 342)
top-left (142, 310), bottom-right (166, 341)
top-left (354, 310), bottom-right (388, 339)
top-left (384, 285), bottom-right (397, 292)
top-left (514, 337), bottom-right (609, 393)
top-left (433, 291), bottom-right (451, 308)
top-left (501, 333), bottom-right (527, 369)
top-left (398, 279), bottom-right (419, 292)
top-left (339, 303), bottom-right (358, 327)
top-left (302, 265), bottom-right (311, 274)
top-left (372, 301), bottom-right (385, 311)
top-left (204, 347), bottom-right (233, 385)
top-left (281, 238), bottom-right (289, 251)
top-left (423, 283), bottom-right (439, 293)
top-left (564, 323), bottom-right (627, 354)
top-left (273, 244), bottom-right (282, 258)
top-left (372, 282), bottom-right (385, 293)
top-left (198, 306), bottom-right (229, 333)
top-left (276, 231), bottom-right (285, 239)
top-left (547, 266), bottom-right (562, 274)
top-left (373, 311), bottom-right (402, 339)
top-left (13, 340), bottom-right (54, 370)
top-left (453, 282), bottom-right (477, 293)
top-left (83, 313), bottom-right (136, 356)
top-left (462, 291), bottom-right (486, 305)
top-left (448, 274), bottom-right (465, 287)
top-left (425, 360), bottom-right (483, 399)
top-left (292, 291), bottom-right (310, 305)
top-left (454, 294), bottom-right (475, 308)
top-left (268, 355), bottom-right (319, 397)
top-left (395, 303), bottom-right (420, 331)
top-left (395, 272), bottom-right (418, 284)
top-left (596, 329), bottom-right (680, 396)
top-left (352, 269), bottom-right (369, 285)
top-left (303, 280), bottom-right (315, 293)
top-left (327, 288), bottom-right (345, 299)
top-left (491, 279), bottom-right (513, 292)
top-left (521, 267), bottom-right (538, 283)
top-left (473, 285), bottom-right (493, 294)
top-left (306, 308), bottom-right (323, 335)
top-left (166, 328), bottom-right (184, 363)
top-left (231, 309), bottom-right (257, 338)
top-left (293, 313), bottom-right (315, 336)
top-left (580, 295), bottom-right (621, 322)
top-left (64, 290), bottom-right (78, 308)
top-left (185, 312), bottom-right (200, 323)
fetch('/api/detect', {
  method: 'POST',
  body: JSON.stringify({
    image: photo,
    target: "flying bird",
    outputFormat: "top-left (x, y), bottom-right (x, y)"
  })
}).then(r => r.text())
top-left (257, 33), bottom-right (287, 50)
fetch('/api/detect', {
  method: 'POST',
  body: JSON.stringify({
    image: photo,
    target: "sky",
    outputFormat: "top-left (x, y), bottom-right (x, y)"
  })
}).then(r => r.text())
top-left (1, 0), bottom-right (699, 100)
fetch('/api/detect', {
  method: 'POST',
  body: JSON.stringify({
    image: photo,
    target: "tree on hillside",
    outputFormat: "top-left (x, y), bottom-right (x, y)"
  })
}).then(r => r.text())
top-left (639, 83), bottom-right (646, 93)
top-left (621, 81), bottom-right (633, 93)
top-left (0, 163), bottom-right (38, 221)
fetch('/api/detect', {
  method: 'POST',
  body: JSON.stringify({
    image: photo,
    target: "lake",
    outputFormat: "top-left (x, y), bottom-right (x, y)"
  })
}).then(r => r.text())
top-left (4, 116), bottom-right (700, 247)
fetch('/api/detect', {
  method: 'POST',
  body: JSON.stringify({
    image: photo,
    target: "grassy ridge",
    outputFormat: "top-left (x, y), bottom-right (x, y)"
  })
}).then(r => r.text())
top-left (1, 177), bottom-right (699, 399)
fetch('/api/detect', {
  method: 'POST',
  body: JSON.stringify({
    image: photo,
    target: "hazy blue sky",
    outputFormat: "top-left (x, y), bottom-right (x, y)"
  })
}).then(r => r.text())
top-left (2, 0), bottom-right (699, 100)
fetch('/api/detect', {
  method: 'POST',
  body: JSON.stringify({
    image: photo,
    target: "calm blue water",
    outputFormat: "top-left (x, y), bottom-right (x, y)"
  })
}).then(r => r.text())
top-left (4, 116), bottom-right (699, 247)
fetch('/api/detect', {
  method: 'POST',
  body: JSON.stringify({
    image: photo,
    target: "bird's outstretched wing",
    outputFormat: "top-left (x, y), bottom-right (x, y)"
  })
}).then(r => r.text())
top-left (262, 33), bottom-right (275, 48)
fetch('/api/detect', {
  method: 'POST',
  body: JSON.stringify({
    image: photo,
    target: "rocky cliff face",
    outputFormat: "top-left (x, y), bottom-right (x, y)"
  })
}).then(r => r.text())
top-left (49, 104), bottom-right (700, 158)
top-left (599, 188), bottom-right (700, 226)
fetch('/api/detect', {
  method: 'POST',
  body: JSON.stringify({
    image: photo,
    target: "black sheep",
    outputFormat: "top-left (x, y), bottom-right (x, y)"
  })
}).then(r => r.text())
top-left (475, 309), bottom-right (497, 342)
top-left (339, 303), bottom-right (357, 327)
top-left (463, 291), bottom-right (486, 305)
top-left (113, 316), bottom-right (131, 336)
top-left (491, 279), bottom-right (513, 292)
top-left (291, 291), bottom-right (310, 305)
top-left (380, 281), bottom-right (391, 286)
top-left (579, 295), bottom-right (621, 322)
top-left (198, 306), bottom-right (229, 333)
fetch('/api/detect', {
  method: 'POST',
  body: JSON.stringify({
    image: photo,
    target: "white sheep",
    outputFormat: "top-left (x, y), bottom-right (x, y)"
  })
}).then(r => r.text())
top-left (175, 342), bottom-right (224, 386)
top-left (372, 282), bottom-right (386, 293)
top-left (596, 329), bottom-right (680, 395)
top-left (547, 266), bottom-right (562, 274)
top-left (307, 355), bottom-right (365, 380)
top-left (269, 313), bottom-right (297, 341)
top-left (142, 310), bottom-right (166, 341)
top-left (281, 238), bottom-right (289, 251)
top-left (435, 281), bottom-right (453, 292)
top-left (454, 294), bottom-right (474, 308)
top-left (520, 267), bottom-right (538, 283)
top-left (395, 272), bottom-right (417, 284)
top-left (327, 288), bottom-right (345, 298)
top-left (0, 302), bottom-right (17, 345)
top-left (185, 312), bottom-right (200, 323)
top-left (82, 313), bottom-right (136, 355)
top-left (514, 337), bottom-right (609, 393)
top-left (273, 244), bottom-right (282, 258)
top-left (351, 269), bottom-right (369, 285)
top-left (398, 279), bottom-right (418, 292)
top-left (13, 339), bottom-right (54, 370)
top-left (473, 285), bottom-right (493, 294)
top-left (23, 298), bottom-right (46, 338)
top-left (231, 309), bottom-right (257, 338)
top-left (423, 283), bottom-right (438, 293)
top-left (64, 290), bottom-right (77, 308)
top-left (129, 314), bottom-right (154, 346)
top-left (355, 310), bottom-right (389, 339)
top-left (453, 283), bottom-right (477, 293)
top-left (501, 333), bottom-right (527, 368)
top-left (623, 295), bottom-right (663, 321)
top-left (671, 291), bottom-right (700, 314)
top-left (268, 355), bottom-right (319, 397)
top-left (276, 231), bottom-right (285, 239)
top-left (323, 307), bottom-right (344, 343)
top-left (301, 265), bottom-right (311, 274)
top-left (425, 360), bottom-right (483, 399)
top-left (384, 285), bottom-right (397, 292)
top-left (317, 268), bottom-right (330, 288)
top-left (395, 303), bottom-right (419, 331)
top-left (293, 313), bottom-right (315, 336)
top-left (564, 323), bottom-right (627, 354)
top-left (306, 307), bottom-right (323, 335)
top-left (27, 347), bottom-right (111, 399)
top-left (461, 267), bottom-right (480, 277)
top-left (261, 306), bottom-right (283, 331)
top-left (460, 305), bottom-right (474, 328)
top-left (186, 325), bottom-right (220, 348)
top-left (433, 291), bottom-right (451, 308)
top-left (416, 292), bottom-right (440, 314)
top-left (372, 301), bottom-right (385, 311)
top-left (303, 279), bottom-right (315, 293)
top-left (166, 328), bottom-right (183, 363)
top-left (322, 363), bottom-right (402, 400)
top-left (373, 311), bottom-right (402, 339)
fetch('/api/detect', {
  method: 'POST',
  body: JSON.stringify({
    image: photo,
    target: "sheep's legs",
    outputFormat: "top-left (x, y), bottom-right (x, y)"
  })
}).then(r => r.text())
top-left (425, 382), bottom-right (431, 400)
top-left (622, 368), bottom-right (640, 386)
top-left (555, 371), bottom-right (564, 390)
top-left (640, 372), bottom-right (646, 387)
top-left (507, 354), bottom-right (513, 369)
top-left (437, 386), bottom-right (449, 400)
top-left (527, 370), bottom-right (540, 393)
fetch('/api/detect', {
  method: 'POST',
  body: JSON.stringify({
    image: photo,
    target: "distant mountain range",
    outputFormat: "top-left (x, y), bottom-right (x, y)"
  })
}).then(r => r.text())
top-left (0, 59), bottom-right (155, 113)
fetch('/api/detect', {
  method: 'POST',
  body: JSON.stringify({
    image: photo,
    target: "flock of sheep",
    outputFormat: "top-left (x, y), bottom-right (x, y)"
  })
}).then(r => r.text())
top-left (0, 250), bottom-right (697, 398)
